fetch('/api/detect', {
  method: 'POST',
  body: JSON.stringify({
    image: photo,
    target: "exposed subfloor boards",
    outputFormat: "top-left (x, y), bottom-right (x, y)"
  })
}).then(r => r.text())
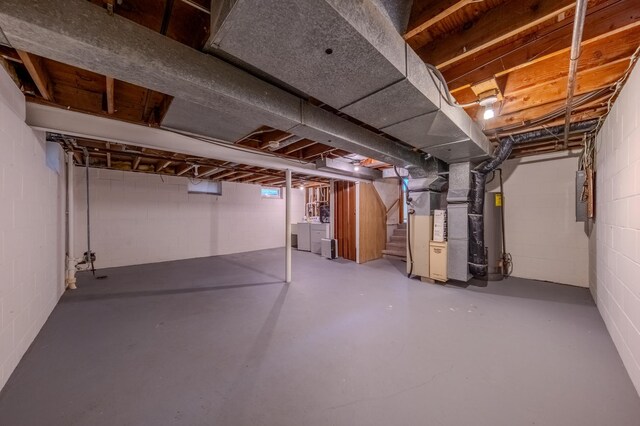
top-left (0, 249), bottom-right (638, 425)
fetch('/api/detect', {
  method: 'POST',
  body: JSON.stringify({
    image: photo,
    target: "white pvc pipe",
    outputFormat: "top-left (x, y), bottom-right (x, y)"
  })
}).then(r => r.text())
top-left (285, 169), bottom-right (292, 283)
top-left (66, 151), bottom-right (77, 290)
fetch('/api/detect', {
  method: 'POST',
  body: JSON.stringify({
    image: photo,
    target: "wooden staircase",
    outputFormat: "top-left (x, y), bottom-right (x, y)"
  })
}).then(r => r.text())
top-left (382, 223), bottom-right (406, 259)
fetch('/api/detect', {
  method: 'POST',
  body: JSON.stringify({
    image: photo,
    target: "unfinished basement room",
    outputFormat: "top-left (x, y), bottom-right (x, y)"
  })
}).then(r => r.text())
top-left (1, 0), bottom-right (640, 424)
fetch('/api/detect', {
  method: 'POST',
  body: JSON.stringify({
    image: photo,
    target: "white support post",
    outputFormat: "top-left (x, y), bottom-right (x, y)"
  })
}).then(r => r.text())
top-left (285, 169), bottom-right (292, 283)
top-left (66, 151), bottom-right (77, 290)
top-left (329, 179), bottom-right (335, 239)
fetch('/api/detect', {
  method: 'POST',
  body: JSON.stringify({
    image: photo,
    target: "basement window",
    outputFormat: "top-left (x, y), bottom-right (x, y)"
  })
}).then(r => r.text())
top-left (188, 181), bottom-right (222, 195)
top-left (261, 187), bottom-right (282, 199)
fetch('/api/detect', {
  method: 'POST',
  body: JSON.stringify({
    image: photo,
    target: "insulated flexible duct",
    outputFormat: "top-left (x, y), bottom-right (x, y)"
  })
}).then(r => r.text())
top-left (467, 119), bottom-right (598, 277)
top-left (468, 138), bottom-right (514, 277)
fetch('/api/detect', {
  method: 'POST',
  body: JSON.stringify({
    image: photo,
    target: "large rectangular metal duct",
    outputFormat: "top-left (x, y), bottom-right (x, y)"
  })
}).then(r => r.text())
top-left (315, 158), bottom-right (382, 180)
top-left (207, 0), bottom-right (492, 164)
top-left (0, 0), bottom-right (427, 171)
top-left (207, 0), bottom-right (407, 110)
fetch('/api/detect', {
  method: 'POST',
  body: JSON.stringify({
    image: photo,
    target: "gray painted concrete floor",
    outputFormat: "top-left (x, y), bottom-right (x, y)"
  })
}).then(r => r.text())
top-left (0, 249), bottom-right (639, 426)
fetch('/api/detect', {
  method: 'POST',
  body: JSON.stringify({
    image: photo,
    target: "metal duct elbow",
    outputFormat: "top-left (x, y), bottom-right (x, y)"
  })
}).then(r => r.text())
top-left (468, 136), bottom-right (514, 277)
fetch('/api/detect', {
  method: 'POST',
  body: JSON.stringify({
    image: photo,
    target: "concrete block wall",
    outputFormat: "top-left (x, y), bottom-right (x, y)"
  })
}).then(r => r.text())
top-left (591, 60), bottom-right (640, 395)
top-left (0, 68), bottom-right (65, 391)
top-left (73, 168), bottom-right (305, 269)
top-left (488, 153), bottom-right (589, 287)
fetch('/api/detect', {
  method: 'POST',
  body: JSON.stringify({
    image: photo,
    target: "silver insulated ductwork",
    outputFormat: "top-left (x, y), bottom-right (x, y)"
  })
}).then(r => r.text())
top-left (204, 0), bottom-right (493, 164)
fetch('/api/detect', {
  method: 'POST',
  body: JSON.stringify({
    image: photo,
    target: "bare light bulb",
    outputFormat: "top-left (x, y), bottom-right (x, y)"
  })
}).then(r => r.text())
top-left (354, 165), bottom-right (360, 171)
top-left (483, 108), bottom-right (495, 120)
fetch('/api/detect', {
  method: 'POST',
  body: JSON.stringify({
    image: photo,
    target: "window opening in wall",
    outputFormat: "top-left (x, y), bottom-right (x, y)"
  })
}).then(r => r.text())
top-left (261, 187), bottom-right (282, 199)
top-left (188, 181), bottom-right (222, 195)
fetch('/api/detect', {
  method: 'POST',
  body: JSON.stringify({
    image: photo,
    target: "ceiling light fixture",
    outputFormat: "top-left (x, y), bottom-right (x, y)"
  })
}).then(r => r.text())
top-left (483, 108), bottom-right (495, 120)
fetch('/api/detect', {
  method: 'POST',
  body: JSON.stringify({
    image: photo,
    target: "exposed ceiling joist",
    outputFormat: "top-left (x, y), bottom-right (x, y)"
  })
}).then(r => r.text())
top-left (404, 0), bottom-right (475, 41)
top-left (105, 76), bottom-right (115, 114)
top-left (16, 50), bottom-right (54, 101)
top-left (444, 0), bottom-right (640, 90)
top-left (209, 170), bottom-right (238, 181)
top-left (226, 172), bottom-right (254, 182)
top-left (197, 166), bottom-right (223, 178)
top-left (418, 0), bottom-right (576, 68)
top-left (157, 160), bottom-right (172, 172)
top-left (281, 140), bottom-right (316, 156)
top-left (176, 163), bottom-right (195, 176)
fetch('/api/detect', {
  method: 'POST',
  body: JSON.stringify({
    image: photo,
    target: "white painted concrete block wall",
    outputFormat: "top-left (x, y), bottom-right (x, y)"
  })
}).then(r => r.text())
top-left (591, 61), bottom-right (640, 395)
top-left (0, 68), bottom-right (65, 391)
top-left (489, 153), bottom-right (589, 287)
top-left (73, 169), bottom-right (305, 269)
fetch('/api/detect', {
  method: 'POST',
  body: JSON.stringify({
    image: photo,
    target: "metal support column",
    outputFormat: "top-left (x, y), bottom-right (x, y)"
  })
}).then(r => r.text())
top-left (285, 169), bottom-right (292, 283)
top-left (329, 179), bottom-right (335, 238)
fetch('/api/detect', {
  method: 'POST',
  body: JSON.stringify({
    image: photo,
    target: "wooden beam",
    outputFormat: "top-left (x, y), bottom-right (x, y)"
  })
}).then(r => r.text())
top-left (418, 0), bottom-right (576, 68)
top-left (500, 31), bottom-right (640, 96)
top-left (496, 60), bottom-right (628, 117)
top-left (196, 166), bottom-right (223, 178)
top-left (444, 0), bottom-right (640, 90)
top-left (160, 0), bottom-right (175, 36)
top-left (482, 90), bottom-right (610, 131)
top-left (73, 151), bottom-right (83, 165)
top-left (105, 76), bottom-right (115, 114)
top-left (209, 170), bottom-right (238, 180)
top-left (16, 50), bottom-right (55, 101)
top-left (156, 160), bottom-right (172, 172)
top-left (404, 0), bottom-right (475, 41)
top-left (281, 140), bottom-right (316, 155)
top-left (301, 144), bottom-right (337, 160)
top-left (243, 174), bottom-right (272, 183)
top-left (132, 156), bottom-right (141, 170)
top-left (176, 163), bottom-right (195, 176)
top-left (227, 172), bottom-right (255, 182)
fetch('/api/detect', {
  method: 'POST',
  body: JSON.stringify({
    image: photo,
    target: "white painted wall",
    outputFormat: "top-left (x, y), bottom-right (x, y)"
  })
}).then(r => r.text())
top-left (0, 68), bottom-right (65, 391)
top-left (488, 152), bottom-right (589, 287)
top-left (373, 178), bottom-right (400, 242)
top-left (590, 61), bottom-right (640, 395)
top-left (73, 168), bottom-right (305, 269)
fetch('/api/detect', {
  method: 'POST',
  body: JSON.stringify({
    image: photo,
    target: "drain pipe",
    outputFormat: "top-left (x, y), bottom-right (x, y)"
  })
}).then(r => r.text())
top-left (562, 0), bottom-right (589, 149)
top-left (65, 151), bottom-right (77, 290)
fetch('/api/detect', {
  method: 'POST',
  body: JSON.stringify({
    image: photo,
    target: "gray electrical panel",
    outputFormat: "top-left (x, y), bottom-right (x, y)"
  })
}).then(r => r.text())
top-left (576, 171), bottom-right (587, 222)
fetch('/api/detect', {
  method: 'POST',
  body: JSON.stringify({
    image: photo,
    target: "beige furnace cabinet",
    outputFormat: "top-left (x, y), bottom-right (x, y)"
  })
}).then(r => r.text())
top-left (429, 241), bottom-right (448, 282)
top-left (407, 215), bottom-right (432, 278)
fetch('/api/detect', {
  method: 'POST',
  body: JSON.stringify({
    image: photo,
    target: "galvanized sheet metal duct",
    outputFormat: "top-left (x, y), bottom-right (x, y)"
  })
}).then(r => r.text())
top-left (0, 0), bottom-right (430, 174)
top-left (206, 0), bottom-right (493, 164)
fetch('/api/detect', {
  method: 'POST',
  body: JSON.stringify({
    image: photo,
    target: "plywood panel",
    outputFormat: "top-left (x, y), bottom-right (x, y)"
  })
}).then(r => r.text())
top-left (358, 183), bottom-right (387, 264)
